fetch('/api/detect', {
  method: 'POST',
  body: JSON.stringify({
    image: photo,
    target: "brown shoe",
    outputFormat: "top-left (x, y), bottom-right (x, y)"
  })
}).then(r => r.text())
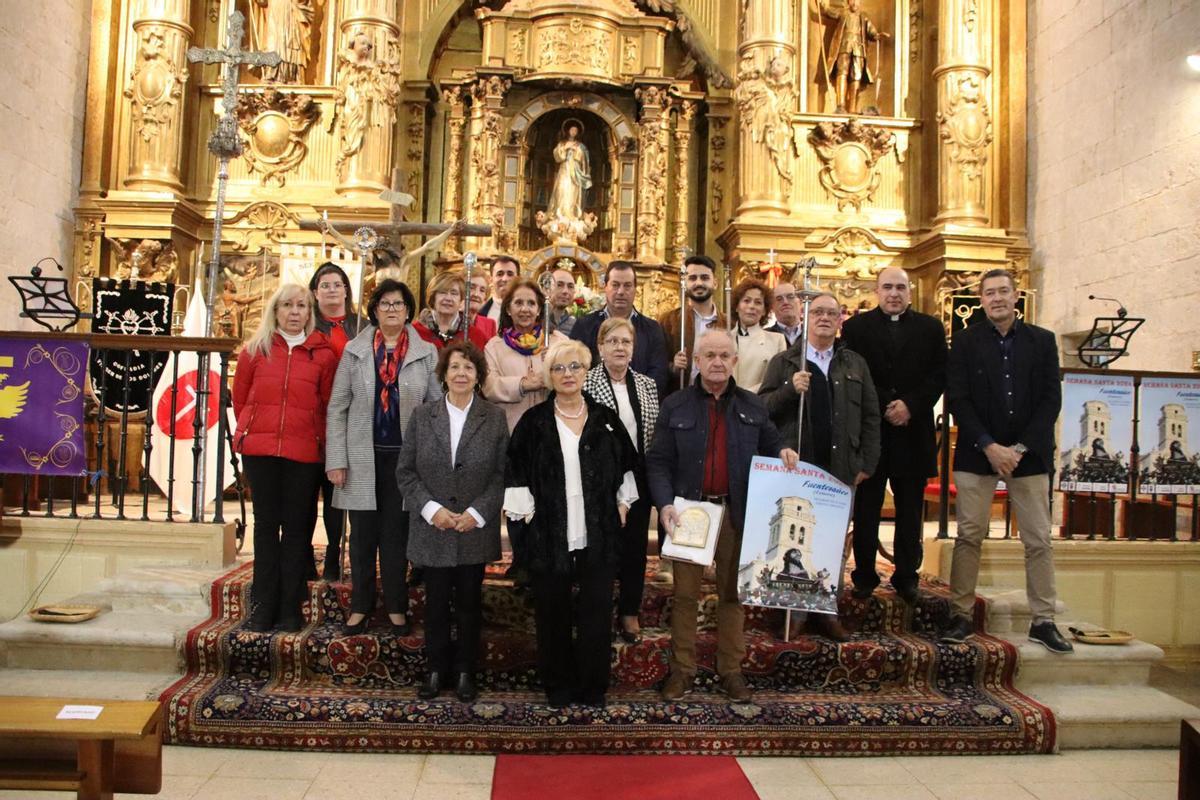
top-left (719, 672), bottom-right (752, 702)
top-left (661, 671), bottom-right (692, 701)
top-left (808, 613), bottom-right (851, 642)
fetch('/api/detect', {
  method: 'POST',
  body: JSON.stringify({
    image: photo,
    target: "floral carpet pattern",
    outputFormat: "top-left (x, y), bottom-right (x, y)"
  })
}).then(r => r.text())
top-left (161, 556), bottom-right (1055, 756)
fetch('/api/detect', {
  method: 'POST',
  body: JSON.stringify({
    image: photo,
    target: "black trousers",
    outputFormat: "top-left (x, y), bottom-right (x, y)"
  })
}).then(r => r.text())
top-left (617, 496), bottom-right (652, 617)
top-left (319, 473), bottom-right (346, 574)
top-left (851, 468), bottom-right (927, 593)
top-left (243, 455), bottom-right (322, 623)
top-left (532, 546), bottom-right (615, 699)
top-left (348, 450), bottom-right (410, 616)
top-left (423, 563), bottom-right (485, 676)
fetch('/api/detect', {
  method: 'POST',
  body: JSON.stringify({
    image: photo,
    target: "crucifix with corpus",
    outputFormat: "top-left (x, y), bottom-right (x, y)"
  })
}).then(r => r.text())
top-left (299, 168), bottom-right (492, 310)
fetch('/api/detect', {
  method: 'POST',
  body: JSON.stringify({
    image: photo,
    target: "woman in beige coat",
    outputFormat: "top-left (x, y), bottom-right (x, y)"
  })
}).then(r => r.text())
top-left (731, 277), bottom-right (787, 393)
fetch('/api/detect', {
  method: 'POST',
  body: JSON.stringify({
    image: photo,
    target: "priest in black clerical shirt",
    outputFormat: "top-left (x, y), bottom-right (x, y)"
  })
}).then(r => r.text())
top-left (841, 267), bottom-right (947, 606)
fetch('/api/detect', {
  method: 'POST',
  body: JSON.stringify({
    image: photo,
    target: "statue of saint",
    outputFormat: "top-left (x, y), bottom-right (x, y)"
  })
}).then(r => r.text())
top-left (546, 119), bottom-right (592, 223)
top-left (249, 0), bottom-right (315, 84)
top-left (816, 0), bottom-right (891, 114)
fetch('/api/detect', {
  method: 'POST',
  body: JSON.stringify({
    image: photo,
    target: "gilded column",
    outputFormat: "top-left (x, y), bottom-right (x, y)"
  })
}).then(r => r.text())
top-left (122, 0), bottom-right (193, 192)
top-left (704, 101), bottom-right (732, 262)
top-left (441, 85), bottom-right (468, 227)
top-left (635, 82), bottom-right (671, 264)
top-left (466, 72), bottom-right (513, 250)
top-left (934, 0), bottom-right (994, 226)
top-left (734, 0), bottom-right (796, 217)
top-left (332, 0), bottom-right (402, 196)
top-left (671, 95), bottom-right (698, 254)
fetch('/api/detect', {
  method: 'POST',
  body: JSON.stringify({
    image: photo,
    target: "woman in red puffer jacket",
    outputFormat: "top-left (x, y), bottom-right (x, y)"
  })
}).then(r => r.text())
top-left (233, 283), bottom-right (338, 633)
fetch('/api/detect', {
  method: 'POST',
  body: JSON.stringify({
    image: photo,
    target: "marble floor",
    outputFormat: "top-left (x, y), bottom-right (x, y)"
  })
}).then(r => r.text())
top-left (0, 746), bottom-right (1181, 800)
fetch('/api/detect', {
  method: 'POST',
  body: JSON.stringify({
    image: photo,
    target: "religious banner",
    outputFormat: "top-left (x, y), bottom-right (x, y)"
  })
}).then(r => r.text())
top-left (1057, 371), bottom-right (1135, 494)
top-left (736, 457), bottom-right (852, 616)
top-left (0, 337), bottom-right (88, 476)
top-left (89, 278), bottom-right (174, 414)
top-left (1137, 376), bottom-right (1200, 495)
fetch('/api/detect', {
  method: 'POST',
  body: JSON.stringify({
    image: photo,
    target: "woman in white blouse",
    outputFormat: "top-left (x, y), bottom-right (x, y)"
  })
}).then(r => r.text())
top-left (582, 317), bottom-right (659, 645)
top-left (504, 340), bottom-right (639, 708)
top-left (731, 277), bottom-right (787, 393)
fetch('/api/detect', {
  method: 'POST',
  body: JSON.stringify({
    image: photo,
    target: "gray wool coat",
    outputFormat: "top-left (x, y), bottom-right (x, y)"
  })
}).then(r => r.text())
top-left (325, 324), bottom-right (441, 510)
top-left (396, 396), bottom-right (508, 567)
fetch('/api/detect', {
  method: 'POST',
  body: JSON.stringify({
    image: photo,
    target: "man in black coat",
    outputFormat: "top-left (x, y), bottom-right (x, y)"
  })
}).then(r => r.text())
top-left (840, 267), bottom-right (946, 605)
top-left (570, 261), bottom-right (671, 396)
top-left (940, 269), bottom-right (1072, 653)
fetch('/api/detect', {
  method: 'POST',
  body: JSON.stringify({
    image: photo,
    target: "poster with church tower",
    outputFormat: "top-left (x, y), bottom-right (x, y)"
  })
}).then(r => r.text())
top-left (1057, 372), bottom-right (1134, 494)
top-left (1138, 377), bottom-right (1200, 495)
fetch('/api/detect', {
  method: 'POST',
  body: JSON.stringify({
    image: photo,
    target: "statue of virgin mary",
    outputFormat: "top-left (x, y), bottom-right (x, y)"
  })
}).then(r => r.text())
top-left (546, 119), bottom-right (592, 222)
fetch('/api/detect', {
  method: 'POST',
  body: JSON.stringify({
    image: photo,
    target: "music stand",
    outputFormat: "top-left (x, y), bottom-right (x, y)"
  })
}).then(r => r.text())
top-left (1077, 315), bottom-right (1144, 367)
top-left (7, 258), bottom-right (89, 332)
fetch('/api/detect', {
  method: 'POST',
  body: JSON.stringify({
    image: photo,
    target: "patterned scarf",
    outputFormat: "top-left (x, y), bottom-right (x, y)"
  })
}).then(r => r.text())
top-left (419, 308), bottom-right (462, 344)
top-left (373, 327), bottom-right (409, 413)
top-left (501, 324), bottom-right (545, 356)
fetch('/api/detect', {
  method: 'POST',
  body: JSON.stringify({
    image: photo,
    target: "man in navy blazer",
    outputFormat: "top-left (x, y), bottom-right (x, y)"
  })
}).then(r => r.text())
top-left (941, 269), bottom-right (1071, 653)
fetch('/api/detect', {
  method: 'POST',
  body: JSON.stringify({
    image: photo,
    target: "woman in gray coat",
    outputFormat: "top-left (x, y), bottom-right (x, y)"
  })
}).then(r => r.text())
top-left (326, 279), bottom-right (440, 637)
top-left (397, 341), bottom-right (507, 702)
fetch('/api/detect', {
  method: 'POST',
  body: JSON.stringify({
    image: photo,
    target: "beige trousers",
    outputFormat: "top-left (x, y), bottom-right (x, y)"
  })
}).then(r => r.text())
top-left (950, 471), bottom-right (1058, 622)
top-left (669, 511), bottom-right (744, 679)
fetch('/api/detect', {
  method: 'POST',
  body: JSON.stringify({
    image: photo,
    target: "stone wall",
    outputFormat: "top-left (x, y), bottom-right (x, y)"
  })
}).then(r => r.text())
top-left (1027, 0), bottom-right (1200, 372)
top-left (0, 0), bottom-right (91, 331)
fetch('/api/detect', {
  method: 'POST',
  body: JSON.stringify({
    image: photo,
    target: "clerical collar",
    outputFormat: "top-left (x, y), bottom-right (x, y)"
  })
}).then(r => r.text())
top-left (883, 307), bottom-right (906, 323)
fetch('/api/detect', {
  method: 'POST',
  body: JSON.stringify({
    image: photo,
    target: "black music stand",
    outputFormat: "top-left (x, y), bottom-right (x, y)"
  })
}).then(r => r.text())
top-left (7, 258), bottom-right (88, 332)
top-left (1077, 315), bottom-right (1144, 368)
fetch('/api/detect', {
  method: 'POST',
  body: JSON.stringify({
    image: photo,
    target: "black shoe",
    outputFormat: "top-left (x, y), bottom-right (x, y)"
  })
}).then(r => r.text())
top-left (276, 616), bottom-right (303, 633)
top-left (546, 689), bottom-right (572, 708)
top-left (575, 690), bottom-right (606, 708)
top-left (409, 568), bottom-right (424, 587)
top-left (323, 561), bottom-right (341, 582)
top-left (940, 615), bottom-right (975, 643)
top-left (455, 672), bottom-right (478, 703)
top-left (850, 584), bottom-right (876, 600)
top-left (342, 617), bottom-right (369, 635)
top-left (244, 614), bottom-right (274, 633)
top-left (418, 672), bottom-right (444, 700)
top-left (893, 584), bottom-right (921, 606)
top-left (1028, 621), bottom-right (1074, 654)
top-left (392, 620), bottom-right (411, 637)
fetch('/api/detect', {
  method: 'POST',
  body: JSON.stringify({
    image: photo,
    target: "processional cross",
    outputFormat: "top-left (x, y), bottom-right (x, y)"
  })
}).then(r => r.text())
top-left (759, 248), bottom-right (783, 288)
top-left (185, 10), bottom-right (280, 520)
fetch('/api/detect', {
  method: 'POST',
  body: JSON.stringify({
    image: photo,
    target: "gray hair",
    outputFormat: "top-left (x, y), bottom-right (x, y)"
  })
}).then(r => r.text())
top-left (695, 327), bottom-right (737, 351)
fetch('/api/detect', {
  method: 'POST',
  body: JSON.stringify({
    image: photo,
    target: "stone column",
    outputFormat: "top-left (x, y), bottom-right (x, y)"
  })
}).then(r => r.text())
top-left (734, 0), bottom-right (796, 218)
top-left (441, 84), bottom-right (468, 228)
top-left (934, 0), bottom-right (994, 226)
top-left (671, 95), bottom-right (698, 254)
top-left (334, 0), bottom-right (402, 196)
top-left (635, 81), bottom-right (672, 264)
top-left (122, 0), bottom-right (193, 192)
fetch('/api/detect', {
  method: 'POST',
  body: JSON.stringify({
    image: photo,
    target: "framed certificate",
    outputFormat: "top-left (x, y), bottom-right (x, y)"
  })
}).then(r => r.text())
top-left (660, 497), bottom-right (723, 566)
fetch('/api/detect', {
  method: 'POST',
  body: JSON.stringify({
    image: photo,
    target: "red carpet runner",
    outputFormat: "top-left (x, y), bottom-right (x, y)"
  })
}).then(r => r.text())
top-left (491, 754), bottom-right (759, 799)
top-left (160, 556), bottom-right (1055, 756)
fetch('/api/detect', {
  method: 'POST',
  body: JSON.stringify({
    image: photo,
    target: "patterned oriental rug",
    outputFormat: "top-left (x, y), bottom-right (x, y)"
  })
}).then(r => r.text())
top-left (160, 556), bottom-right (1055, 756)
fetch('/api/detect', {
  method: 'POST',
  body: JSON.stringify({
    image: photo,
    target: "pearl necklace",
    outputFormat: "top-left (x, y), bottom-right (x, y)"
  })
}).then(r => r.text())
top-left (554, 400), bottom-right (586, 419)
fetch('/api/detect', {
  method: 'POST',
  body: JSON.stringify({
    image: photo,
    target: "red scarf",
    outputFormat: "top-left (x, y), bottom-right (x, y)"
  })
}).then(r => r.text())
top-left (373, 328), bottom-right (409, 413)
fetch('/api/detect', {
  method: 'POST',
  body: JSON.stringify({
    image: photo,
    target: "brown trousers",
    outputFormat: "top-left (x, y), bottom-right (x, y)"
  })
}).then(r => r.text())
top-left (669, 509), bottom-right (744, 679)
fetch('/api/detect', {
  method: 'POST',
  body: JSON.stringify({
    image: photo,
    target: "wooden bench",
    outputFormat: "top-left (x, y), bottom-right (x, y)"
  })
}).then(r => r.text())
top-left (0, 696), bottom-right (163, 800)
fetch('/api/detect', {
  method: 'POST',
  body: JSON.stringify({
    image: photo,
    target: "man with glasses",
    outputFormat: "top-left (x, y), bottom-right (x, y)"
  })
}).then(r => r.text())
top-left (548, 268), bottom-right (578, 336)
top-left (570, 261), bottom-right (671, 396)
top-left (766, 282), bottom-right (804, 346)
top-left (758, 292), bottom-right (880, 641)
top-left (647, 329), bottom-right (798, 703)
top-left (477, 255), bottom-right (521, 325)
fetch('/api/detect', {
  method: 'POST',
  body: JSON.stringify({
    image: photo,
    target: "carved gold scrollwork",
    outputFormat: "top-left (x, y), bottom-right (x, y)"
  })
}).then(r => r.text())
top-left (734, 52), bottom-right (795, 190)
top-left (235, 89), bottom-right (320, 187)
top-left (331, 28), bottom-right (401, 177)
top-left (106, 238), bottom-right (179, 283)
top-left (125, 28), bottom-right (187, 143)
top-left (709, 118), bottom-right (727, 227)
top-left (807, 118), bottom-right (895, 212)
top-left (227, 201), bottom-right (301, 251)
top-left (538, 23), bottom-right (610, 72)
top-left (442, 86), bottom-right (467, 225)
top-left (469, 76), bottom-right (511, 231)
top-left (937, 73), bottom-right (993, 182)
top-left (635, 85), bottom-right (670, 263)
top-left (672, 98), bottom-right (696, 251)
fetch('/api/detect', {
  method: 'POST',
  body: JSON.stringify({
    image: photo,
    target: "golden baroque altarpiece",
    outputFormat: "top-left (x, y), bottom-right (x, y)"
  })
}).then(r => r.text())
top-left (73, 0), bottom-right (1033, 336)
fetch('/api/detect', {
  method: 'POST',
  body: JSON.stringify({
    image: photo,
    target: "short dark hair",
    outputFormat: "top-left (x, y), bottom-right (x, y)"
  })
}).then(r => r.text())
top-left (309, 262), bottom-right (356, 319)
top-left (367, 278), bottom-right (416, 326)
top-left (731, 277), bottom-right (772, 314)
top-left (979, 269), bottom-right (1016, 292)
top-left (499, 276), bottom-right (546, 329)
top-left (604, 260), bottom-right (637, 284)
top-left (492, 254), bottom-right (520, 274)
top-left (435, 340), bottom-right (488, 388)
top-left (684, 254), bottom-right (717, 274)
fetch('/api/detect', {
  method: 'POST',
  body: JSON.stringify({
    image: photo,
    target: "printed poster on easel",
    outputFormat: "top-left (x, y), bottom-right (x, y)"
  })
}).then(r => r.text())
top-left (1057, 372), bottom-right (1135, 493)
top-left (736, 457), bottom-right (852, 616)
top-left (1137, 376), bottom-right (1200, 495)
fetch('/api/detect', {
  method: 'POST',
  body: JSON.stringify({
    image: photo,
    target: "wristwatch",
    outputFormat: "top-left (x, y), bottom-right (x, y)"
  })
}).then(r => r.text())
top-left (1012, 443), bottom-right (1028, 456)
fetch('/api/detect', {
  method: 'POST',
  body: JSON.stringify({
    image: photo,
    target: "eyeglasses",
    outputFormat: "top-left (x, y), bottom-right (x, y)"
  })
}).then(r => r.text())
top-left (603, 337), bottom-right (634, 347)
top-left (378, 300), bottom-right (406, 311)
top-left (810, 309), bottom-right (840, 318)
top-left (775, 292), bottom-right (799, 302)
top-left (549, 362), bottom-right (586, 374)
top-left (317, 282), bottom-right (345, 291)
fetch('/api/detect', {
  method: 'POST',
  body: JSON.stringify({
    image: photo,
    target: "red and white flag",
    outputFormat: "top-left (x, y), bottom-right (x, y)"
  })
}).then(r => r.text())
top-left (148, 281), bottom-right (235, 516)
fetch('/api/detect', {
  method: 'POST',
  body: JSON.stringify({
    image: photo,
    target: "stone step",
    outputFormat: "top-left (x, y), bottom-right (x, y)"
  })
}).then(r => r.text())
top-left (1000, 627), bottom-right (1165, 687)
top-left (0, 668), bottom-right (179, 701)
top-left (979, 588), bottom-right (1068, 634)
top-left (93, 564), bottom-right (223, 617)
top-left (1027, 684), bottom-right (1200, 749)
top-left (0, 609), bottom-right (198, 673)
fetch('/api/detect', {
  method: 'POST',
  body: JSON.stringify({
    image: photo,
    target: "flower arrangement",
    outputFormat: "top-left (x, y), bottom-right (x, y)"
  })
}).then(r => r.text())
top-left (568, 284), bottom-right (605, 318)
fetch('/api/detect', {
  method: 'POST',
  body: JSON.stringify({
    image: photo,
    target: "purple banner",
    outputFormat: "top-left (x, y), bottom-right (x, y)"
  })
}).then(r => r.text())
top-left (0, 338), bottom-right (89, 476)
